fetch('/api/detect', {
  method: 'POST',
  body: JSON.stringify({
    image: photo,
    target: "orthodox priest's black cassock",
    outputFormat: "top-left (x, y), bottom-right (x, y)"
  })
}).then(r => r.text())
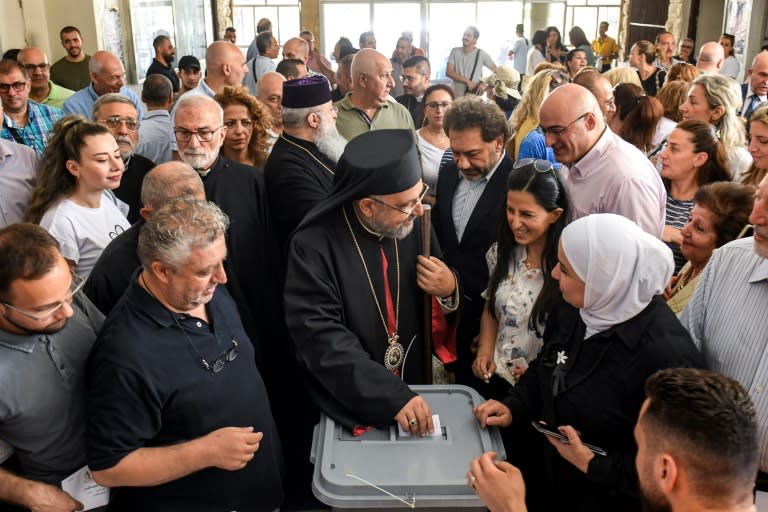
top-left (284, 129), bottom-right (444, 430)
top-left (285, 205), bottom-right (432, 428)
top-left (264, 133), bottom-right (335, 254)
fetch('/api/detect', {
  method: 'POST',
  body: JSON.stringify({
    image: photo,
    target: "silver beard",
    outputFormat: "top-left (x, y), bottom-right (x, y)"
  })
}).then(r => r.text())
top-left (315, 117), bottom-right (347, 163)
top-left (181, 148), bottom-right (220, 173)
top-left (365, 214), bottom-right (415, 240)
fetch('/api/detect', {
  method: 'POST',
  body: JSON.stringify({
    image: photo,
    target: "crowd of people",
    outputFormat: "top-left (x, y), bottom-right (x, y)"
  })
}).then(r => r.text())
top-left (0, 16), bottom-right (767, 512)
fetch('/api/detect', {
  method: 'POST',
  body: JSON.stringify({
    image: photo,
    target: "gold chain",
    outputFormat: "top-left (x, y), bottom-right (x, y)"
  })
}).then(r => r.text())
top-left (342, 207), bottom-right (399, 338)
top-left (279, 134), bottom-right (335, 176)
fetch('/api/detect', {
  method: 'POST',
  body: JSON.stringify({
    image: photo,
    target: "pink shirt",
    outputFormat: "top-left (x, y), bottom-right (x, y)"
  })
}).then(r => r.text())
top-left (567, 128), bottom-right (666, 237)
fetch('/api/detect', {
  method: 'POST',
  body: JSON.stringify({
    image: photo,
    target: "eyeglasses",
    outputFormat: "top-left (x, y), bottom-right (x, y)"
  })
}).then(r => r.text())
top-left (201, 339), bottom-right (239, 374)
top-left (426, 102), bottom-right (452, 110)
top-left (539, 112), bottom-right (588, 137)
top-left (513, 158), bottom-right (556, 174)
top-left (680, 44), bottom-right (694, 50)
top-left (22, 63), bottom-right (50, 72)
top-left (314, 105), bottom-right (338, 116)
top-left (99, 116), bottom-right (139, 132)
top-left (174, 126), bottom-right (223, 142)
top-left (224, 119), bottom-right (254, 129)
top-left (1, 273), bottom-right (84, 322)
top-left (0, 81), bottom-right (27, 93)
top-left (369, 184), bottom-right (429, 218)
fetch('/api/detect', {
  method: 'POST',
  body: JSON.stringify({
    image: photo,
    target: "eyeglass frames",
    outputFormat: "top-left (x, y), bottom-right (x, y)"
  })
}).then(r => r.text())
top-left (513, 158), bottom-right (556, 174)
top-left (1, 273), bottom-right (85, 322)
top-left (0, 81), bottom-right (27, 93)
top-left (174, 126), bottom-right (224, 142)
top-left (22, 63), bottom-right (50, 72)
top-left (174, 313), bottom-right (239, 375)
top-left (426, 102), bottom-right (452, 110)
top-left (539, 112), bottom-right (588, 137)
top-left (369, 184), bottom-right (430, 218)
top-left (99, 116), bottom-right (139, 132)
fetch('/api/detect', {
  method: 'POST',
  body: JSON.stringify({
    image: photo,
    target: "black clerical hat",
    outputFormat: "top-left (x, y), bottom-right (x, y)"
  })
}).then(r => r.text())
top-left (282, 75), bottom-right (332, 107)
top-left (295, 129), bottom-right (420, 230)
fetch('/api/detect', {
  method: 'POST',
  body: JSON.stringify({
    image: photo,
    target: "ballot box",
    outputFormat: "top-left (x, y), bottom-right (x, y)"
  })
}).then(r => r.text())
top-left (310, 384), bottom-right (507, 511)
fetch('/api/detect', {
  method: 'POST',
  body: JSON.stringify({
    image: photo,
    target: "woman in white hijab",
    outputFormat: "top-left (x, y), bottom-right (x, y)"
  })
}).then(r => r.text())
top-left (474, 214), bottom-right (703, 512)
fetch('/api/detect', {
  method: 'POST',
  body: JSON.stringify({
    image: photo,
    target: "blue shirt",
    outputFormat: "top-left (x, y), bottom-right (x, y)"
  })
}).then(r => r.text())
top-left (63, 83), bottom-right (144, 121)
top-left (1, 101), bottom-right (64, 157)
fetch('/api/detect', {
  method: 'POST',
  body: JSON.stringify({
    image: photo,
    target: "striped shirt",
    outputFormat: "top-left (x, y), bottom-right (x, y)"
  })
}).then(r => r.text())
top-left (1, 101), bottom-right (63, 157)
top-left (681, 237), bottom-right (768, 471)
top-left (665, 196), bottom-right (694, 272)
top-left (452, 152), bottom-right (503, 241)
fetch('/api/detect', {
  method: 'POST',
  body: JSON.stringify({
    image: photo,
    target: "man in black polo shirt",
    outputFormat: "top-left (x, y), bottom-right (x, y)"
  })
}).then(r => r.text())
top-left (85, 197), bottom-right (284, 512)
top-left (146, 35), bottom-right (180, 92)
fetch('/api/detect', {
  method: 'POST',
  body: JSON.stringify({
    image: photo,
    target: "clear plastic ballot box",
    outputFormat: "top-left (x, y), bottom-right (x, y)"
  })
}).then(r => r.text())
top-left (310, 385), bottom-right (507, 511)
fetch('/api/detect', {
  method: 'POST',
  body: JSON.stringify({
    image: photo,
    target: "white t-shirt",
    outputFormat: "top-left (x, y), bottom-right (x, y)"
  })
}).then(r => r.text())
top-left (526, 47), bottom-right (545, 75)
top-left (720, 55), bottom-right (740, 79)
top-left (40, 191), bottom-right (130, 279)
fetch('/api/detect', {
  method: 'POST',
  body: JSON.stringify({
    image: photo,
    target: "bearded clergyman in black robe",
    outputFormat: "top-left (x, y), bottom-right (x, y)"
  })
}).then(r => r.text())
top-left (285, 129), bottom-right (460, 436)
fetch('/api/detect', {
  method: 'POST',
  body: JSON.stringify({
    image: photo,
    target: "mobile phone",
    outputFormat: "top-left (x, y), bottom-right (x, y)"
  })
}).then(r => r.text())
top-left (531, 421), bottom-right (607, 456)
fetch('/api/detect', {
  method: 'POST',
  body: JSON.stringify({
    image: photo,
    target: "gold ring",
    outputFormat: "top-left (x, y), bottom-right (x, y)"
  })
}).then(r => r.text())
top-left (409, 418), bottom-right (418, 426)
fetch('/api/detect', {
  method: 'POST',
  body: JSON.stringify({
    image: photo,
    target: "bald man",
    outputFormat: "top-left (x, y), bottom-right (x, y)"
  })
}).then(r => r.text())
top-left (84, 161), bottom-right (205, 315)
top-left (282, 37), bottom-right (310, 65)
top-left (17, 47), bottom-right (75, 108)
top-left (257, 71), bottom-right (286, 144)
top-left (539, 83), bottom-right (665, 236)
top-left (335, 48), bottom-right (414, 141)
top-left (63, 50), bottom-right (144, 119)
top-left (170, 41), bottom-right (247, 155)
top-left (696, 42), bottom-right (724, 74)
top-left (572, 68), bottom-right (617, 125)
top-left (741, 51), bottom-right (768, 118)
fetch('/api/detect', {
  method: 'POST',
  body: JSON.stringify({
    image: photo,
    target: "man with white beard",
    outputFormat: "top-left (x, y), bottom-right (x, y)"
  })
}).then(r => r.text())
top-left (264, 75), bottom-right (347, 254)
top-left (173, 93), bottom-right (279, 376)
top-left (92, 93), bottom-right (155, 223)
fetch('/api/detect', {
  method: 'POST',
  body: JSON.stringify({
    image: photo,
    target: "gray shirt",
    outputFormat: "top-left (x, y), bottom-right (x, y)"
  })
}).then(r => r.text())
top-left (0, 139), bottom-right (40, 227)
top-left (681, 237), bottom-right (768, 471)
top-left (243, 56), bottom-right (276, 97)
top-left (0, 293), bottom-right (103, 484)
top-left (137, 110), bottom-right (172, 164)
top-left (448, 47), bottom-right (495, 96)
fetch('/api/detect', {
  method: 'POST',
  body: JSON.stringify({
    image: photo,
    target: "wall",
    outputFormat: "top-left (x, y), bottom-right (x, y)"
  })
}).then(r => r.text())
top-left (0, 0), bottom-right (99, 61)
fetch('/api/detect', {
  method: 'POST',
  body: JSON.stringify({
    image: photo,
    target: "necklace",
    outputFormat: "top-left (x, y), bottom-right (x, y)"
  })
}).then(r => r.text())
top-left (279, 134), bottom-right (335, 176)
top-left (342, 207), bottom-right (404, 374)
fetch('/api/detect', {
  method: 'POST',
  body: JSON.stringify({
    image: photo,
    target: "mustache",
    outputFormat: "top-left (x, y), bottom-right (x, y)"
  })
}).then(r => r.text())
top-left (114, 135), bottom-right (134, 148)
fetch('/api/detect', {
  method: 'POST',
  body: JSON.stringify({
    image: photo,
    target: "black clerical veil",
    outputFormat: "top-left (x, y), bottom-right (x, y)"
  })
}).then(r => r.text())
top-left (295, 129), bottom-right (422, 232)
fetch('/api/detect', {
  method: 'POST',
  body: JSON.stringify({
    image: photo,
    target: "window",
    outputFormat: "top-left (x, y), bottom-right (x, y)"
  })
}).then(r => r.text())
top-left (128, 0), bottom-right (214, 82)
top-left (233, 0), bottom-right (300, 54)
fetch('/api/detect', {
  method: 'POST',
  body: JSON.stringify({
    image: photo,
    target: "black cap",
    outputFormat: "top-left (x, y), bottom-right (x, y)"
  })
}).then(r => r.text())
top-left (295, 130), bottom-right (421, 230)
top-left (282, 75), bottom-right (332, 108)
top-left (178, 55), bottom-right (201, 71)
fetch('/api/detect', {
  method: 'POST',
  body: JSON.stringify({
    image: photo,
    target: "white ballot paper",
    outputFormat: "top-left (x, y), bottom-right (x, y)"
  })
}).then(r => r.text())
top-left (62, 466), bottom-right (110, 510)
top-left (398, 414), bottom-right (442, 437)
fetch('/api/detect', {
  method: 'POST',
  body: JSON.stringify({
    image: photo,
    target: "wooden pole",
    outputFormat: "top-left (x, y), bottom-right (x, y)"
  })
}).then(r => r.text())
top-left (421, 204), bottom-right (433, 384)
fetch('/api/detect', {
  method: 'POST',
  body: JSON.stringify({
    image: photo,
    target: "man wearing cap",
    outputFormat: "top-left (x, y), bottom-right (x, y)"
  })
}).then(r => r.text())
top-left (264, 75), bottom-right (346, 254)
top-left (176, 55), bottom-right (201, 96)
top-left (335, 49), bottom-right (415, 141)
top-left (396, 55), bottom-right (430, 129)
top-left (284, 129), bottom-right (460, 437)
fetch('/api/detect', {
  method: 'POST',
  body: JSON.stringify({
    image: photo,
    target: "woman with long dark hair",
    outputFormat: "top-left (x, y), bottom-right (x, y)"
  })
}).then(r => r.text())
top-left (472, 159), bottom-right (570, 395)
top-left (25, 116), bottom-right (129, 279)
top-left (659, 119), bottom-right (731, 271)
top-left (545, 26), bottom-right (567, 64)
